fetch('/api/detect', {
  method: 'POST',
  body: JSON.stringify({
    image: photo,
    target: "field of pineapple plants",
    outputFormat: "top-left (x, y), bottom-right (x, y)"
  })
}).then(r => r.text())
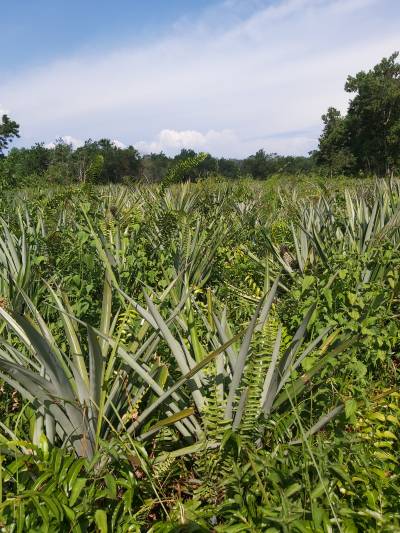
top-left (0, 176), bottom-right (399, 531)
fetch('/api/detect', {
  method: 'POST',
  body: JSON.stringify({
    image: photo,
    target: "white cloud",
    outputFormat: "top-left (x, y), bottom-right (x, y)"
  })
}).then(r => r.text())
top-left (136, 128), bottom-right (317, 157)
top-left (1, 0), bottom-right (398, 156)
top-left (136, 129), bottom-right (237, 154)
top-left (111, 139), bottom-right (126, 149)
top-left (62, 135), bottom-right (83, 149)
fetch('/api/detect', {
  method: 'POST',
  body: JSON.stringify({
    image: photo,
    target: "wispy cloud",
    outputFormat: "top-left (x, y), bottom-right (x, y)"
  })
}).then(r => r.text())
top-left (1, 0), bottom-right (398, 156)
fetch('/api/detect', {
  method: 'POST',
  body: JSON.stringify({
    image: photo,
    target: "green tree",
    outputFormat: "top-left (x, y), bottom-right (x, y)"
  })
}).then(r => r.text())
top-left (317, 52), bottom-right (400, 176)
top-left (73, 139), bottom-right (141, 183)
top-left (316, 107), bottom-right (355, 176)
top-left (242, 150), bottom-right (284, 179)
top-left (161, 151), bottom-right (207, 188)
top-left (173, 148), bottom-right (197, 162)
top-left (86, 153), bottom-right (104, 182)
top-left (0, 143), bottom-right (51, 188)
top-left (218, 158), bottom-right (240, 179)
top-left (45, 139), bottom-right (75, 184)
top-left (140, 152), bottom-right (171, 182)
top-left (0, 114), bottom-right (20, 156)
top-left (345, 51), bottom-right (400, 176)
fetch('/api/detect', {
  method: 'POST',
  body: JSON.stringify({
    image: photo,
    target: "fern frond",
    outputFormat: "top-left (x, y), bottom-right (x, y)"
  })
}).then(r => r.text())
top-left (238, 306), bottom-right (285, 443)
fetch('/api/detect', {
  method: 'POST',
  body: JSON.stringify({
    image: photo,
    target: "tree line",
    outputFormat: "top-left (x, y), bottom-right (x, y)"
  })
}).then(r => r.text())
top-left (1, 52), bottom-right (399, 187)
top-left (0, 136), bottom-right (315, 189)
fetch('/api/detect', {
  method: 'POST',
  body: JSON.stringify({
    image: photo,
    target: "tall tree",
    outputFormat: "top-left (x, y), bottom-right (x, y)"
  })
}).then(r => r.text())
top-left (0, 114), bottom-right (20, 156)
top-left (317, 52), bottom-right (400, 176)
top-left (315, 107), bottom-right (355, 176)
top-left (345, 52), bottom-right (400, 176)
top-left (242, 150), bottom-right (284, 179)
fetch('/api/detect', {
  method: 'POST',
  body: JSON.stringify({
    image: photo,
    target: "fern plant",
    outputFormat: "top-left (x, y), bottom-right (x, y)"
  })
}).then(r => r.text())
top-left (121, 278), bottom-right (352, 462)
top-left (237, 306), bottom-right (286, 445)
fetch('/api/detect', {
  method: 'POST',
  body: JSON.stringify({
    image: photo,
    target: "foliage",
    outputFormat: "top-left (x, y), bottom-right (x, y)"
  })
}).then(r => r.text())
top-left (316, 52), bottom-right (400, 176)
top-left (242, 149), bottom-right (315, 179)
top-left (161, 152), bottom-right (208, 188)
top-left (0, 114), bottom-right (20, 157)
top-left (0, 140), bottom-right (319, 189)
top-left (0, 177), bottom-right (399, 530)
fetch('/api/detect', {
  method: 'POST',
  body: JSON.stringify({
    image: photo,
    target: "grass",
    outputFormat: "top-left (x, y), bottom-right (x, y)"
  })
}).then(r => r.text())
top-left (0, 175), bottom-right (399, 531)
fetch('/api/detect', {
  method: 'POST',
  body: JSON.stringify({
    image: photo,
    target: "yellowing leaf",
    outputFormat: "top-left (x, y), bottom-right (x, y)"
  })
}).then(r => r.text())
top-left (373, 441), bottom-right (393, 448)
top-left (347, 292), bottom-right (357, 306)
top-left (376, 430), bottom-right (397, 440)
top-left (367, 412), bottom-right (386, 422)
top-left (373, 451), bottom-right (398, 463)
top-left (387, 415), bottom-right (400, 425)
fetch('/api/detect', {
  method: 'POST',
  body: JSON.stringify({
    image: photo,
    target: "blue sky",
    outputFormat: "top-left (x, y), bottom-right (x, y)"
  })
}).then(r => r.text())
top-left (0, 1), bottom-right (215, 73)
top-left (1, 0), bottom-right (399, 156)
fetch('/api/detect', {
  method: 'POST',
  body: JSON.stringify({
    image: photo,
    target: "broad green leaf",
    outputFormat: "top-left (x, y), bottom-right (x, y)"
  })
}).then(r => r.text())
top-left (69, 477), bottom-right (87, 506)
top-left (95, 509), bottom-right (108, 533)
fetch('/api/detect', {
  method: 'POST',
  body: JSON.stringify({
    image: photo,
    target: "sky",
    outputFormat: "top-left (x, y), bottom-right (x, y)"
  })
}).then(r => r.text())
top-left (1, 0), bottom-right (399, 157)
